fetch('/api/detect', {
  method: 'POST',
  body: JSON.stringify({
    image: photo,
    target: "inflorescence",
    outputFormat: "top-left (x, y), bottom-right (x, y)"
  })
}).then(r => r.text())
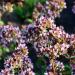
top-left (0, 0), bottom-right (75, 75)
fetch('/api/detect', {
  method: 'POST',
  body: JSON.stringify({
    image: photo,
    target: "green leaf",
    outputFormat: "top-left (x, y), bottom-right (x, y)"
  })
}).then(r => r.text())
top-left (62, 64), bottom-right (72, 75)
top-left (0, 20), bottom-right (4, 25)
top-left (1, 47), bottom-right (10, 55)
top-left (26, 19), bottom-right (33, 23)
top-left (25, 0), bottom-right (37, 6)
top-left (0, 47), bottom-right (3, 56)
top-left (9, 43), bottom-right (16, 51)
top-left (34, 57), bottom-right (47, 75)
top-left (14, 6), bottom-right (24, 18)
top-left (38, 0), bottom-right (45, 4)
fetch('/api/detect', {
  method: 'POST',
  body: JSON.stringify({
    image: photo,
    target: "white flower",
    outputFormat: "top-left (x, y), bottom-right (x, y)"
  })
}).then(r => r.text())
top-left (46, 1), bottom-right (49, 5)
top-left (27, 68), bottom-right (31, 72)
top-left (49, 30), bottom-right (53, 33)
top-left (44, 72), bottom-right (48, 75)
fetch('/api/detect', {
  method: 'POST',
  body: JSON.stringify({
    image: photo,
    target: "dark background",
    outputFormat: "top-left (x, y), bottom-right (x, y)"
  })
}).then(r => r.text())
top-left (55, 0), bottom-right (75, 34)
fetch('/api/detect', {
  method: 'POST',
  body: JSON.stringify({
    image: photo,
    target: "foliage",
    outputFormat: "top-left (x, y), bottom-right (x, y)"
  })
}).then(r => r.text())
top-left (0, 42), bottom-right (16, 60)
top-left (62, 64), bottom-right (72, 75)
top-left (13, 0), bottom-right (45, 22)
top-left (34, 57), bottom-right (47, 75)
top-left (0, 20), bottom-right (4, 25)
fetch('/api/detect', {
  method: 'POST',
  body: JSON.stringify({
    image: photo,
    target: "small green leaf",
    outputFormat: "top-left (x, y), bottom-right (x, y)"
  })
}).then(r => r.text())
top-left (25, 0), bottom-right (36, 6)
top-left (26, 19), bottom-right (33, 23)
top-left (0, 20), bottom-right (4, 25)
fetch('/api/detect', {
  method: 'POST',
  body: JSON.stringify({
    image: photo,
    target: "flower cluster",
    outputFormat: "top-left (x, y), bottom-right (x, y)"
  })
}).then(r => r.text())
top-left (0, 14), bottom-right (75, 74)
top-left (23, 14), bottom-right (75, 74)
top-left (0, 25), bottom-right (21, 56)
top-left (33, 0), bottom-right (66, 20)
top-left (24, 15), bottom-right (71, 57)
top-left (44, 0), bottom-right (66, 18)
top-left (0, 26), bottom-right (35, 75)
top-left (0, 25), bottom-right (21, 42)
top-left (55, 61), bottom-right (64, 71)
top-left (44, 61), bottom-right (64, 75)
top-left (0, 0), bottom-right (75, 75)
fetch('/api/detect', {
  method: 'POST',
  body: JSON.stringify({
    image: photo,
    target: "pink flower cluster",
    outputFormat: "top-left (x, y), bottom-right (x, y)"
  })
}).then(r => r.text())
top-left (33, 0), bottom-right (66, 20)
top-left (44, 61), bottom-right (64, 74)
top-left (0, 26), bottom-right (35, 75)
top-left (0, 25), bottom-right (21, 43)
top-left (0, 15), bottom-right (74, 74)
top-left (44, 0), bottom-right (66, 18)
top-left (0, 0), bottom-right (75, 75)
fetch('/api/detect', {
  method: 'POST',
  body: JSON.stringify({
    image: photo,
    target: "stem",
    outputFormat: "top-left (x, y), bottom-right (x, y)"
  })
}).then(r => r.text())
top-left (52, 59), bottom-right (56, 75)
top-left (51, 49), bottom-right (56, 75)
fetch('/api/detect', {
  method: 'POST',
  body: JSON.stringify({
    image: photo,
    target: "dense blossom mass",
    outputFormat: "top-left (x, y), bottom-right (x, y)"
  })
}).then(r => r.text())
top-left (0, 0), bottom-right (75, 75)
